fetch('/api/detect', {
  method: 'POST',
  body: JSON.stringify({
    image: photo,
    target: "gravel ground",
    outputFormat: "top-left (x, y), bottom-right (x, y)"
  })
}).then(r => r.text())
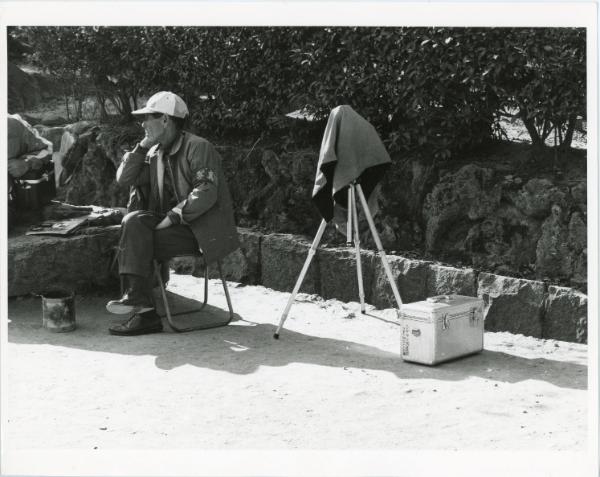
top-left (2, 274), bottom-right (589, 476)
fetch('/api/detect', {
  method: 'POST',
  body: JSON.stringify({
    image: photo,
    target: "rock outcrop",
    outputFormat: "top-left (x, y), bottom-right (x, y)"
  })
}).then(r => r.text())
top-left (45, 122), bottom-right (134, 208)
top-left (13, 119), bottom-right (588, 291)
top-left (423, 159), bottom-right (586, 289)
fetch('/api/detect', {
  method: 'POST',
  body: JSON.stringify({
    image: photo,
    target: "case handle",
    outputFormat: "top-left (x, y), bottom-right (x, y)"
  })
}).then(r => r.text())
top-left (426, 294), bottom-right (453, 303)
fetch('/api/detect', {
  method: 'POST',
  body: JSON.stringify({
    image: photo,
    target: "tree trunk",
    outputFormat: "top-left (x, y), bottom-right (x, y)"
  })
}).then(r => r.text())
top-left (561, 114), bottom-right (577, 149)
top-left (96, 93), bottom-right (108, 121)
top-left (108, 95), bottom-right (124, 116)
top-left (64, 94), bottom-right (70, 121)
top-left (540, 119), bottom-right (552, 143)
top-left (131, 87), bottom-right (139, 110)
top-left (118, 91), bottom-right (132, 120)
top-left (520, 111), bottom-right (544, 148)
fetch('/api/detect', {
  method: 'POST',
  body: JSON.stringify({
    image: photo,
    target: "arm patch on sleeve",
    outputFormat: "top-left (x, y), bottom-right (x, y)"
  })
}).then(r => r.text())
top-left (194, 168), bottom-right (217, 187)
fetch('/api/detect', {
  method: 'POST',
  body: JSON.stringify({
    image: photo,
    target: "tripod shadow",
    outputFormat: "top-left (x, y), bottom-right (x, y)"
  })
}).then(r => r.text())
top-left (7, 295), bottom-right (586, 390)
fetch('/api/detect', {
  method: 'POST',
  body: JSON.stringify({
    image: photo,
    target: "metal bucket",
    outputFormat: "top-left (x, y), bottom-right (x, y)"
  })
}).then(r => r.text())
top-left (41, 290), bottom-right (76, 332)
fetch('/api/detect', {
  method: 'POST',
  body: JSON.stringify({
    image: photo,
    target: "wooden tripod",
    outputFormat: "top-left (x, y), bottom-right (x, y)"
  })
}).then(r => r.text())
top-left (273, 182), bottom-right (403, 339)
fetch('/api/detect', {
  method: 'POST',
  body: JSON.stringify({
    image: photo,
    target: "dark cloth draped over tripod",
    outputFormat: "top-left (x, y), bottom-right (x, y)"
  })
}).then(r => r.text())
top-left (311, 105), bottom-right (391, 228)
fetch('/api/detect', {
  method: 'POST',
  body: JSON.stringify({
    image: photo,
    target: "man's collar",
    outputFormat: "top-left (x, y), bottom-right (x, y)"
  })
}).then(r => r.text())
top-left (158, 131), bottom-right (184, 156)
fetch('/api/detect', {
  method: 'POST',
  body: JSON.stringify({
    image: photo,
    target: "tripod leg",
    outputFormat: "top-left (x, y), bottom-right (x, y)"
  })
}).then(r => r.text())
top-left (273, 219), bottom-right (328, 339)
top-left (346, 187), bottom-right (352, 246)
top-left (351, 185), bottom-right (366, 313)
top-left (355, 184), bottom-right (403, 309)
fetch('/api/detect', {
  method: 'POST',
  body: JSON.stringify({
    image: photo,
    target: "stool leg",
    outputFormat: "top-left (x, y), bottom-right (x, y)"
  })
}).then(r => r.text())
top-left (155, 258), bottom-right (234, 333)
top-left (201, 266), bottom-right (209, 309)
top-left (154, 260), bottom-right (175, 328)
top-left (217, 260), bottom-right (234, 322)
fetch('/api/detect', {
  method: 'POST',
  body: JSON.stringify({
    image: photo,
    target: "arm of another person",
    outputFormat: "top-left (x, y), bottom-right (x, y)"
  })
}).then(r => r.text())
top-left (7, 127), bottom-right (53, 178)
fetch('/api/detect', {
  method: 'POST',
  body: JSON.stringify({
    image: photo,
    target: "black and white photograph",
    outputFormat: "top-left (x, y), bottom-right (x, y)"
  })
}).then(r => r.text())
top-left (1, 2), bottom-right (597, 476)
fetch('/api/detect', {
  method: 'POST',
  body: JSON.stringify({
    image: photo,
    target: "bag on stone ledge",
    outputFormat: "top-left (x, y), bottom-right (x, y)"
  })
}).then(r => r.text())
top-left (14, 162), bottom-right (56, 211)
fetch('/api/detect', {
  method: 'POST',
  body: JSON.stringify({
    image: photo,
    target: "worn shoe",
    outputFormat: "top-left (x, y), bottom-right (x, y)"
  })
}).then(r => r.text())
top-left (108, 309), bottom-right (163, 336)
top-left (106, 274), bottom-right (153, 314)
top-left (106, 293), bottom-right (154, 314)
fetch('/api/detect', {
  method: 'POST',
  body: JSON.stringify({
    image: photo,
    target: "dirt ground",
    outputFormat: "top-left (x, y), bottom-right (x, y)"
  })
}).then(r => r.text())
top-left (2, 273), bottom-right (589, 475)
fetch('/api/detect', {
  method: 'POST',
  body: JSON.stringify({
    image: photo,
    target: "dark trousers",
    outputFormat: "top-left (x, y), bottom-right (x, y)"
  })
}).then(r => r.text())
top-left (118, 210), bottom-right (199, 277)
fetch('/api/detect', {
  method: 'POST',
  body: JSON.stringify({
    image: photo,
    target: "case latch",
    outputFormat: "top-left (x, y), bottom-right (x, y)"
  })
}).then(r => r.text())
top-left (469, 307), bottom-right (479, 326)
top-left (442, 313), bottom-right (449, 330)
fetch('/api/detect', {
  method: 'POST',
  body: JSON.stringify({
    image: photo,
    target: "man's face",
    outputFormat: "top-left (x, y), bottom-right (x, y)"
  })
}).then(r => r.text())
top-left (141, 113), bottom-right (168, 144)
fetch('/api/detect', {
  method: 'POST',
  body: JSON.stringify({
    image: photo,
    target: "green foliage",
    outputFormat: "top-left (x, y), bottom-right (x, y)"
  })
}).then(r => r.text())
top-left (481, 28), bottom-right (586, 149)
top-left (11, 26), bottom-right (586, 152)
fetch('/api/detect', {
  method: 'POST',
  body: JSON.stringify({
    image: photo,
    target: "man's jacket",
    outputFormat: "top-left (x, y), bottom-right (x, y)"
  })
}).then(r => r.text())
top-left (117, 131), bottom-right (240, 264)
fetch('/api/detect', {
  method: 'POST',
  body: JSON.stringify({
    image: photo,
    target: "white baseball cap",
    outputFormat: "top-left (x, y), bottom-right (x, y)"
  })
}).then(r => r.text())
top-left (131, 91), bottom-right (189, 118)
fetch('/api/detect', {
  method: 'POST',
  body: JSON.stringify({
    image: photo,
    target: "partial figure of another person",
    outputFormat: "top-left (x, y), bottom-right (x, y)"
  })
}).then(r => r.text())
top-left (106, 91), bottom-right (240, 336)
top-left (7, 114), bottom-right (54, 229)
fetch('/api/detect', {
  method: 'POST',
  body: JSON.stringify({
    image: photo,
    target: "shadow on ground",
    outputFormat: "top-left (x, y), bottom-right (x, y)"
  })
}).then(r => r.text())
top-left (7, 294), bottom-right (586, 390)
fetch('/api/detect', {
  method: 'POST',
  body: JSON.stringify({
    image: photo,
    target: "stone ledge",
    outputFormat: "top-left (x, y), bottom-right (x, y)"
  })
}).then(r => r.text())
top-left (209, 228), bottom-right (262, 284)
top-left (319, 247), bottom-right (376, 304)
top-left (261, 233), bottom-right (321, 294)
top-left (426, 264), bottom-right (477, 298)
top-left (371, 255), bottom-right (430, 308)
top-left (543, 286), bottom-right (588, 343)
top-left (256, 230), bottom-right (586, 343)
top-left (8, 225), bottom-right (120, 297)
top-left (161, 228), bottom-right (262, 284)
top-left (8, 225), bottom-right (588, 343)
top-left (477, 272), bottom-right (545, 338)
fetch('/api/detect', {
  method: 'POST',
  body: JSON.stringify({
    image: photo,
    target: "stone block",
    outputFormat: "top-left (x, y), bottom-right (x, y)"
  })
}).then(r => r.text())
top-left (426, 264), bottom-right (477, 297)
top-left (477, 272), bottom-right (545, 337)
top-left (207, 227), bottom-right (262, 284)
top-left (169, 256), bottom-right (204, 277)
top-left (34, 124), bottom-right (66, 151)
top-left (8, 226), bottom-right (120, 297)
top-left (371, 255), bottom-right (430, 309)
top-left (543, 286), bottom-right (588, 343)
top-left (318, 246), bottom-right (376, 304)
top-left (261, 233), bottom-right (320, 294)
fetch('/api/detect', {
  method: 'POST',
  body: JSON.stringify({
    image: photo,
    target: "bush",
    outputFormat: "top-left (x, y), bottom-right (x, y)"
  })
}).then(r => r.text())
top-left (12, 26), bottom-right (585, 153)
top-left (484, 28), bottom-right (586, 149)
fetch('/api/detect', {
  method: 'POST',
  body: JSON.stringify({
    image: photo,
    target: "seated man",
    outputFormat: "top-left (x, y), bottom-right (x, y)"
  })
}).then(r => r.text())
top-left (7, 114), bottom-right (54, 228)
top-left (106, 91), bottom-right (240, 336)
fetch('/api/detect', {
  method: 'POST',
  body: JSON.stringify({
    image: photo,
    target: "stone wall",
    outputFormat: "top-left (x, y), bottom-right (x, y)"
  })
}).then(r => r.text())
top-left (164, 227), bottom-right (588, 344)
top-left (7, 226), bottom-right (587, 343)
top-left (7, 226), bottom-right (121, 297)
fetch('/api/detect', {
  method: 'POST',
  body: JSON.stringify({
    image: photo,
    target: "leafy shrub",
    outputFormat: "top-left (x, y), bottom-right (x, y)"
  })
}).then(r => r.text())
top-left (12, 26), bottom-right (585, 153)
top-left (481, 28), bottom-right (586, 149)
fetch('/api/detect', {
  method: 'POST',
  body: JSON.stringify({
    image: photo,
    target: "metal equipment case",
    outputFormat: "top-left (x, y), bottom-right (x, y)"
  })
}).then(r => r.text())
top-left (400, 294), bottom-right (484, 365)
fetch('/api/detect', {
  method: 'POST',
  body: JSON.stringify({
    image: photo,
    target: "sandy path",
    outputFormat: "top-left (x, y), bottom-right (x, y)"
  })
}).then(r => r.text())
top-left (3, 274), bottom-right (587, 458)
